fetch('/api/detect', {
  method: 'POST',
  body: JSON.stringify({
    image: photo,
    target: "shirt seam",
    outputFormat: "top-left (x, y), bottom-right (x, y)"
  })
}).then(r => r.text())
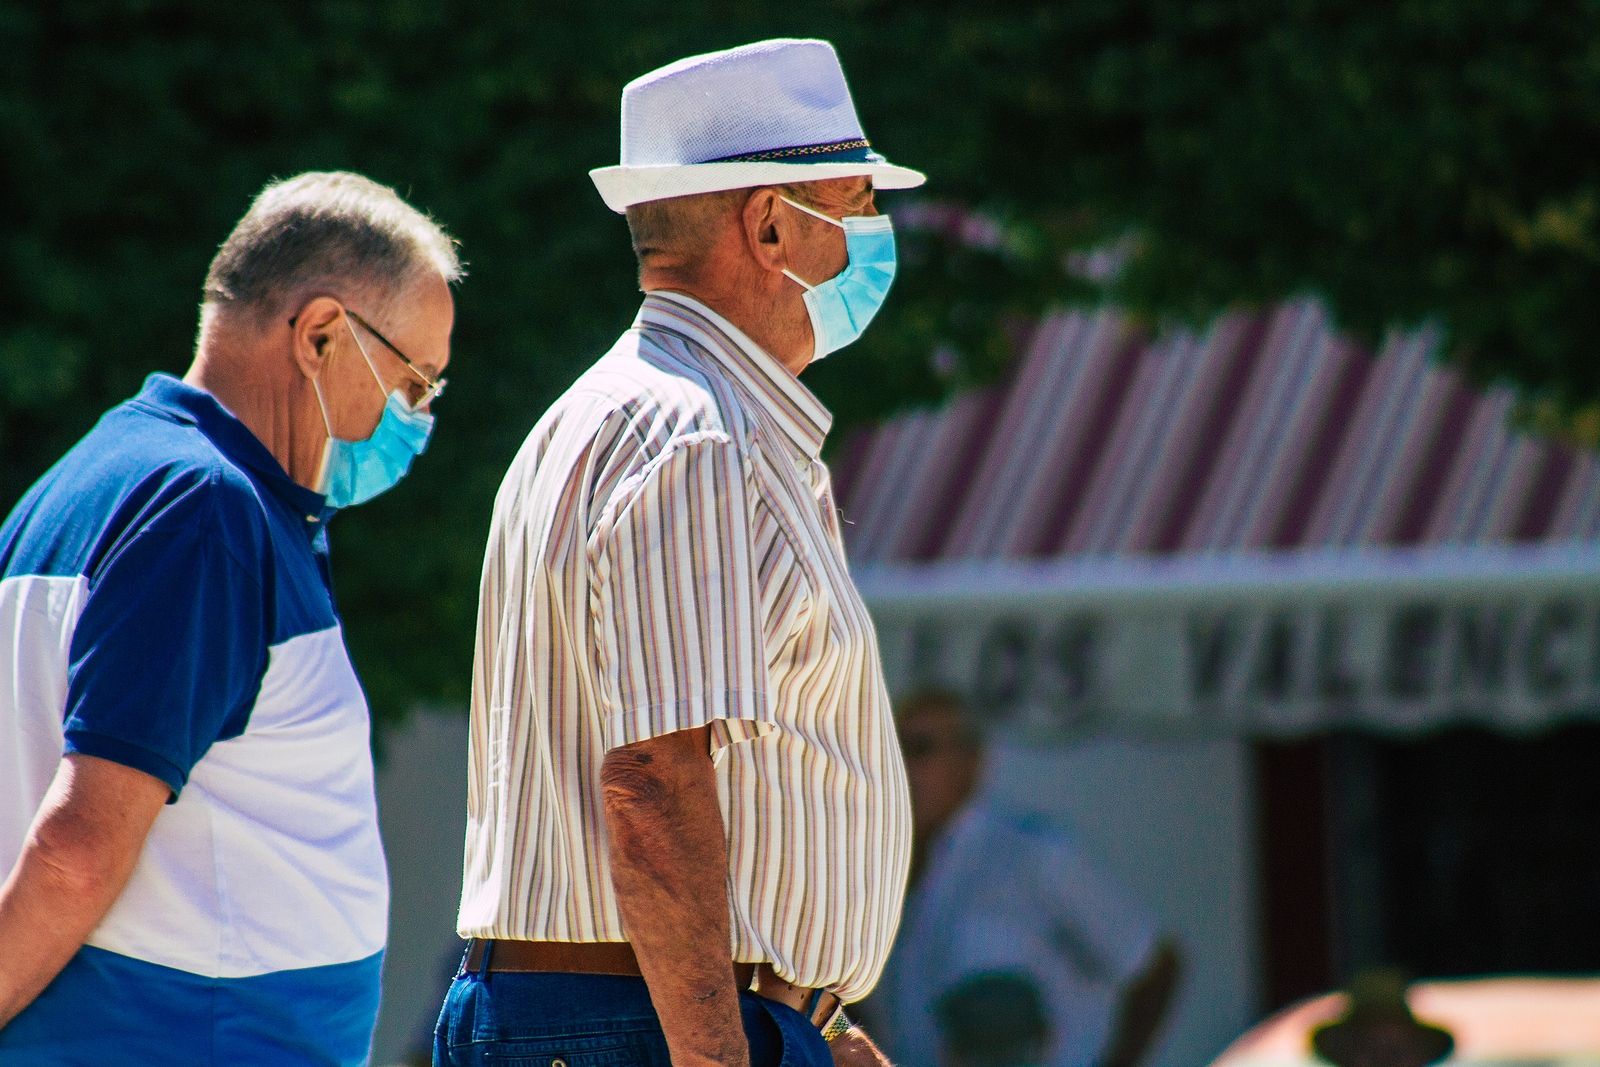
top-left (585, 430), bottom-right (742, 565)
top-left (562, 387), bottom-right (675, 457)
top-left (88, 473), bottom-right (267, 598)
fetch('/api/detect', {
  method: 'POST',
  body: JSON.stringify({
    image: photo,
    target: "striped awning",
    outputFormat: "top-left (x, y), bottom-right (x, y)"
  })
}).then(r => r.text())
top-left (836, 301), bottom-right (1600, 562)
top-left (834, 303), bottom-right (1600, 735)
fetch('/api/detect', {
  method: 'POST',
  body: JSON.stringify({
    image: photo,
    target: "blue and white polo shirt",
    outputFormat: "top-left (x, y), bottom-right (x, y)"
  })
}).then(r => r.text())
top-left (0, 374), bottom-right (388, 1066)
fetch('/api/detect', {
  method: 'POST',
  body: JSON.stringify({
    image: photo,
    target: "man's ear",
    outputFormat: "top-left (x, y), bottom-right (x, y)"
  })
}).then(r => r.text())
top-left (741, 188), bottom-right (789, 275)
top-left (288, 296), bottom-right (344, 381)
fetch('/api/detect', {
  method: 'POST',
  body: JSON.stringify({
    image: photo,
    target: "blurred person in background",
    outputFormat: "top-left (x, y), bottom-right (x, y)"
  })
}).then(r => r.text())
top-left (864, 690), bottom-right (1183, 1067)
top-left (0, 171), bottom-right (460, 1065)
top-left (437, 38), bottom-right (922, 1067)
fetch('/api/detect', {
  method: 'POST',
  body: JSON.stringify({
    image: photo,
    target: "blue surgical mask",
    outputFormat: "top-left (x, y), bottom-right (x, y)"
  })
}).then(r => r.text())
top-left (780, 196), bottom-right (898, 361)
top-left (313, 319), bottom-right (435, 508)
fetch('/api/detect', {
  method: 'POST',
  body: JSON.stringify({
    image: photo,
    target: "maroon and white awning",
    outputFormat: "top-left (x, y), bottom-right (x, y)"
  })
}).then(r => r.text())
top-left (834, 303), bottom-right (1600, 735)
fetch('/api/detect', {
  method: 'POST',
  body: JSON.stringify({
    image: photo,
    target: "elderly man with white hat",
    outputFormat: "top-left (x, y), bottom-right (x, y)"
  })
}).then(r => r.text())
top-left (435, 38), bottom-right (921, 1067)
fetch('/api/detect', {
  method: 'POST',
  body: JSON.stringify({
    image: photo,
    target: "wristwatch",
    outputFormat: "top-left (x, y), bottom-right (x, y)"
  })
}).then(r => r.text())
top-left (820, 1005), bottom-right (853, 1042)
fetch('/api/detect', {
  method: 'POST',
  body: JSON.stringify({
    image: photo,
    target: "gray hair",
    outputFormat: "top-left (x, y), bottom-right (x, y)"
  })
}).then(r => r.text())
top-left (203, 171), bottom-right (462, 318)
top-left (623, 182), bottom-right (830, 280)
top-left (625, 187), bottom-right (746, 273)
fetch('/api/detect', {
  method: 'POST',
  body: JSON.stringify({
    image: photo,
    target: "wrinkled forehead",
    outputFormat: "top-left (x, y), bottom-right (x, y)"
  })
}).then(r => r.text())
top-left (787, 175), bottom-right (875, 211)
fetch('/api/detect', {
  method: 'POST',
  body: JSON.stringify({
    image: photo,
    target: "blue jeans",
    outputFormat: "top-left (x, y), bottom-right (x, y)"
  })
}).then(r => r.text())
top-left (433, 966), bottom-right (834, 1067)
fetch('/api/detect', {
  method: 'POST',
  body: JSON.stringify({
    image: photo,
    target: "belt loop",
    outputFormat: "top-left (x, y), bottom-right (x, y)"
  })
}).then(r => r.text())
top-left (476, 938), bottom-right (495, 977)
top-left (804, 988), bottom-right (823, 1022)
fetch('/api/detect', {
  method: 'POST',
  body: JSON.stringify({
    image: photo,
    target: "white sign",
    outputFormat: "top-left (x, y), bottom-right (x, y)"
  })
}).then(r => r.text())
top-left (859, 544), bottom-right (1600, 737)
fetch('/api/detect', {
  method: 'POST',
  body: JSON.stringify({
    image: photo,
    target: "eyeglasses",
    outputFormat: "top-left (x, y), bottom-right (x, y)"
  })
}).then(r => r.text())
top-left (288, 305), bottom-right (448, 408)
top-left (345, 308), bottom-right (447, 408)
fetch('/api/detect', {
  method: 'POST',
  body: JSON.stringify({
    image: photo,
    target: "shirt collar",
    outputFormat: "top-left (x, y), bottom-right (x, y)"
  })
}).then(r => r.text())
top-left (636, 291), bottom-right (833, 460)
top-left (131, 373), bottom-right (333, 525)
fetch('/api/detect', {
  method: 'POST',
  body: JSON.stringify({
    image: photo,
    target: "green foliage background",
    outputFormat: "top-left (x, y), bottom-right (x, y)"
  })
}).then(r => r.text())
top-left (5, 0), bottom-right (1600, 724)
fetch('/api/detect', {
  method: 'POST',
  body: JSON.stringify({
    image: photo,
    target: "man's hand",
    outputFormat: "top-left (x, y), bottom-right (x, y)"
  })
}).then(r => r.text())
top-left (829, 1022), bottom-right (894, 1067)
top-left (0, 754), bottom-right (169, 1027)
top-left (602, 726), bottom-right (750, 1067)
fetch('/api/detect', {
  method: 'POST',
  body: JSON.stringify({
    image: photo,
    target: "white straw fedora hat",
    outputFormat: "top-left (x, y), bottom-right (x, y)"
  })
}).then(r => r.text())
top-left (589, 38), bottom-right (926, 213)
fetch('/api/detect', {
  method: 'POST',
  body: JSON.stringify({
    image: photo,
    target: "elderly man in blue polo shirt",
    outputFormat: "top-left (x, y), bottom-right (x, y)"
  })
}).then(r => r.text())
top-left (0, 171), bottom-right (459, 1065)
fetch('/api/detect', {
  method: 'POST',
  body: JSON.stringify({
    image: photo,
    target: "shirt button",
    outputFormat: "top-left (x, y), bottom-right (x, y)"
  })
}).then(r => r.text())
top-left (306, 515), bottom-right (319, 523)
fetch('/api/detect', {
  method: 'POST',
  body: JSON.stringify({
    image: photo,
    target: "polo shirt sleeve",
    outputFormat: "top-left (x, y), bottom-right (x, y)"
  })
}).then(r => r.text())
top-left (590, 433), bottom-right (775, 753)
top-left (63, 472), bottom-right (270, 798)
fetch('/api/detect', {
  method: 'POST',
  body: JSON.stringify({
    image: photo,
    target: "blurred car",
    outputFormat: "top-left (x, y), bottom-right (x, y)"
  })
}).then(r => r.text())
top-left (1210, 975), bottom-right (1600, 1066)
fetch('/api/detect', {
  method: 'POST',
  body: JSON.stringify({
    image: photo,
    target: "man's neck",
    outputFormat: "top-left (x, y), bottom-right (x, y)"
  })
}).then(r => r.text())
top-left (642, 279), bottom-right (813, 377)
top-left (185, 343), bottom-right (324, 491)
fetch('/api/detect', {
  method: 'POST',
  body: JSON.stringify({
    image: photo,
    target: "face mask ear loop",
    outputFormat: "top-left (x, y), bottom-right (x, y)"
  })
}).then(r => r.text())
top-left (309, 369), bottom-right (337, 493)
top-left (780, 198), bottom-right (845, 293)
top-left (782, 267), bottom-right (817, 291)
top-left (311, 368), bottom-right (336, 436)
top-left (344, 316), bottom-right (391, 393)
top-left (780, 195), bottom-right (846, 228)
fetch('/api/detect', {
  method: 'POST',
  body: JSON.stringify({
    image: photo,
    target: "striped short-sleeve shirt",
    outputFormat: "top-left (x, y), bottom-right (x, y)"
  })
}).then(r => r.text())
top-left (458, 291), bottom-right (911, 1001)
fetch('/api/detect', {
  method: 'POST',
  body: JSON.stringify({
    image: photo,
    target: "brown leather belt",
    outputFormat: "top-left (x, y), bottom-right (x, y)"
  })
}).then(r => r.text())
top-left (461, 938), bottom-right (841, 1029)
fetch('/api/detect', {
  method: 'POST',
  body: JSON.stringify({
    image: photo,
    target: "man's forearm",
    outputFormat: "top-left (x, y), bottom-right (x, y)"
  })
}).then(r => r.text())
top-left (602, 726), bottom-right (749, 1067)
top-left (0, 755), bottom-right (167, 1027)
top-left (0, 838), bottom-right (124, 1025)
